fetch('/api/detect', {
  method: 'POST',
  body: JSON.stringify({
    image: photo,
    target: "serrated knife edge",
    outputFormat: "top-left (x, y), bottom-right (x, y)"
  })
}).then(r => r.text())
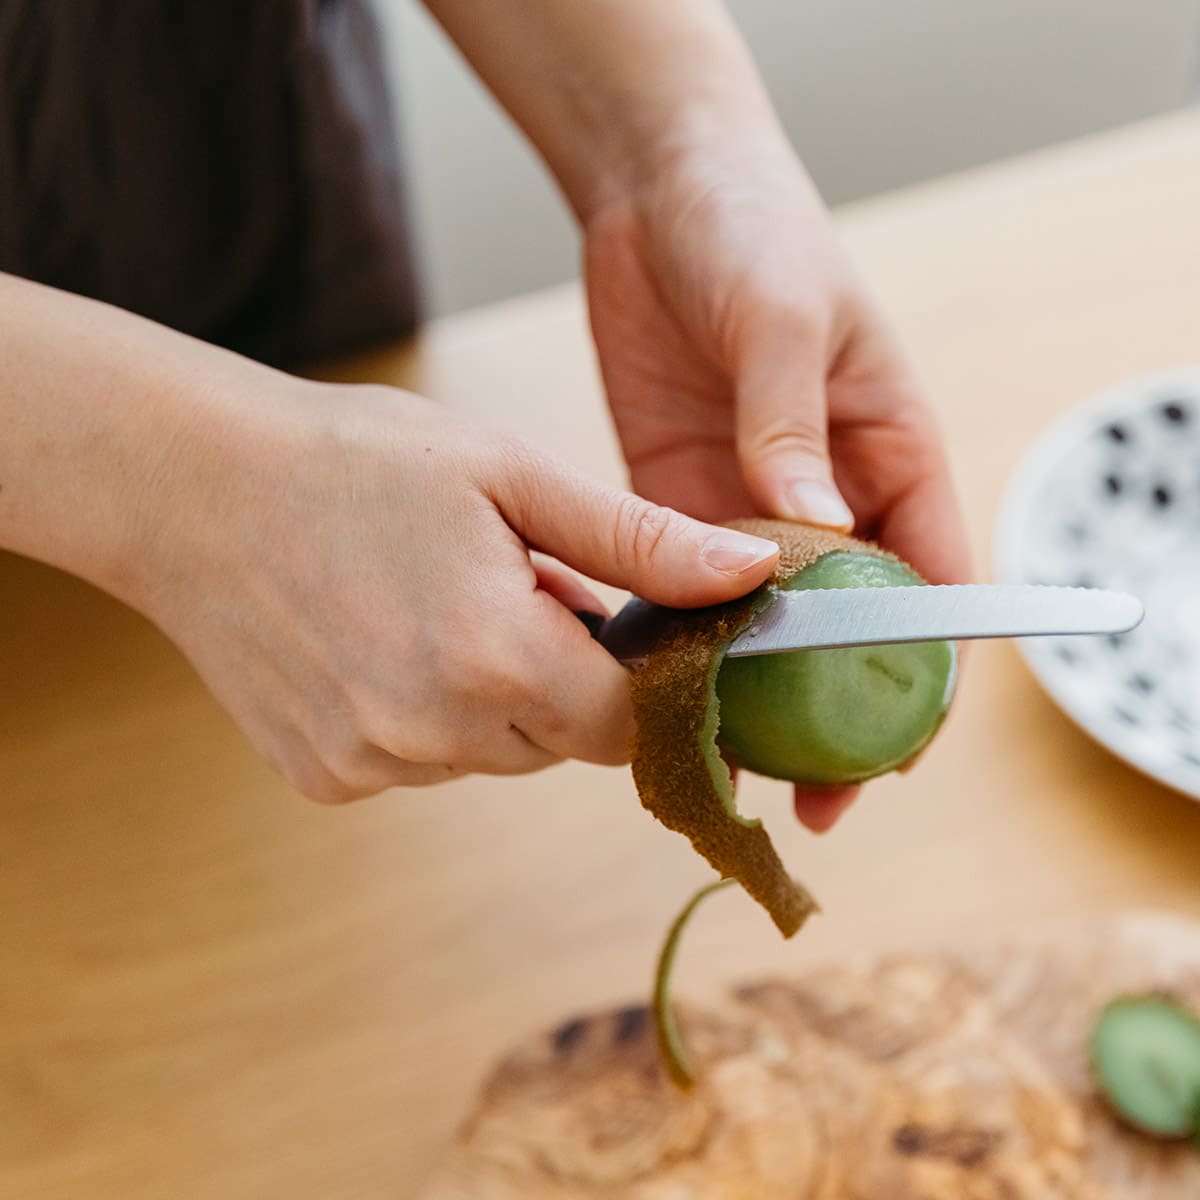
top-left (723, 583), bottom-right (1144, 658)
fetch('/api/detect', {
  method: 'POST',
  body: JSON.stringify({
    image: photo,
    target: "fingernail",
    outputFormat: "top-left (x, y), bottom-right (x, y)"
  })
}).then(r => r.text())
top-left (783, 480), bottom-right (855, 531)
top-left (701, 532), bottom-right (779, 576)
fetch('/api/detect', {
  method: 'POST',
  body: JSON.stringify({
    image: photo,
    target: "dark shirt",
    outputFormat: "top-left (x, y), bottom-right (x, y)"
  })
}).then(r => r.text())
top-left (0, 1), bottom-right (420, 367)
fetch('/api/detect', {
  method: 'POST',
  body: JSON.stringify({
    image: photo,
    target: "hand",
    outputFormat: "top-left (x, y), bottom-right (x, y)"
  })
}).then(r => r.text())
top-left (129, 379), bottom-right (782, 802)
top-left (585, 140), bottom-right (970, 831)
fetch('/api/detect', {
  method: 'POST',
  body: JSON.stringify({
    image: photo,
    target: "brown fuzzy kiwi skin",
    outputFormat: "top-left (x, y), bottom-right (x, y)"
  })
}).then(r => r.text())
top-left (725, 517), bottom-right (900, 585)
top-left (629, 519), bottom-right (897, 938)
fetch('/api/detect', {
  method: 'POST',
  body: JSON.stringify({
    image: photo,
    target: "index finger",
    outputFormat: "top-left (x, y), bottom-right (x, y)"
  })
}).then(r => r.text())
top-left (508, 588), bottom-right (637, 768)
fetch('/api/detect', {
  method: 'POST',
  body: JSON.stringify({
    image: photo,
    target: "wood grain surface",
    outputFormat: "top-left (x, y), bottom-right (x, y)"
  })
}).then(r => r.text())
top-left (4, 112), bottom-right (1200, 1199)
top-left (423, 912), bottom-right (1200, 1198)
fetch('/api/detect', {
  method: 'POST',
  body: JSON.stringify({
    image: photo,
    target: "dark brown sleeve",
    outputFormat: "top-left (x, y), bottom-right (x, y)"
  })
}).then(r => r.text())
top-left (0, 0), bottom-right (420, 367)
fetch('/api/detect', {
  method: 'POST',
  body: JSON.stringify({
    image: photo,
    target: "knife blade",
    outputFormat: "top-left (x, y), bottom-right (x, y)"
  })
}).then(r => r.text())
top-left (595, 584), bottom-right (1143, 665)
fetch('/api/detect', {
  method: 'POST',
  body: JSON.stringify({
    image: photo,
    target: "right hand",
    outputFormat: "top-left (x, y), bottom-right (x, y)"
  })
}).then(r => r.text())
top-left (129, 379), bottom-right (780, 803)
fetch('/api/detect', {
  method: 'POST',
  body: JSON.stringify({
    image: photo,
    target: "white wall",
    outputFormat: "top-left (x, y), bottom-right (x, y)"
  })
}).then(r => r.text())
top-left (384, 1), bottom-right (1200, 316)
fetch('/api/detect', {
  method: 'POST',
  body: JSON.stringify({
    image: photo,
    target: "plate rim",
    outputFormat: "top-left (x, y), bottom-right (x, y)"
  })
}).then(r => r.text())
top-left (992, 364), bottom-right (1200, 802)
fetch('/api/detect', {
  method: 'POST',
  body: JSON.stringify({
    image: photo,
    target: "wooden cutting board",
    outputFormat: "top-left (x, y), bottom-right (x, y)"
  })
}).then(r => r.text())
top-left (421, 912), bottom-right (1200, 1199)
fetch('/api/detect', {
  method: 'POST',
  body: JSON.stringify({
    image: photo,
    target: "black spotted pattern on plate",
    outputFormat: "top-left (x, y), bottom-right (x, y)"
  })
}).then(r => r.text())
top-left (1013, 377), bottom-right (1200, 792)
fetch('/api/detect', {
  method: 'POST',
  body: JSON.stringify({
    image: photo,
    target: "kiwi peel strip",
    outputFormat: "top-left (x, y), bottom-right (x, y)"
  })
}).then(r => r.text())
top-left (652, 878), bottom-right (737, 1089)
top-left (630, 519), bottom-right (887, 937)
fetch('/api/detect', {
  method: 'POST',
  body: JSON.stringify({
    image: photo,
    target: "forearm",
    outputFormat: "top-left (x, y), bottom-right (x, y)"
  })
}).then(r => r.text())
top-left (0, 273), bottom-right (276, 601)
top-left (418, 0), bottom-right (787, 219)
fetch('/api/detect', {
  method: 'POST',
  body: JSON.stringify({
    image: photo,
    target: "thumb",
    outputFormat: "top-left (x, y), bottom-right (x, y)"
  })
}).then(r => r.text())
top-left (492, 451), bottom-right (779, 607)
top-left (734, 310), bottom-right (855, 531)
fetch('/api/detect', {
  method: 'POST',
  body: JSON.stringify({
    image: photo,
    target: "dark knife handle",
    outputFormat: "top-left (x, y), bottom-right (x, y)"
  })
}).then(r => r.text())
top-left (575, 597), bottom-right (676, 665)
top-left (572, 609), bottom-right (608, 641)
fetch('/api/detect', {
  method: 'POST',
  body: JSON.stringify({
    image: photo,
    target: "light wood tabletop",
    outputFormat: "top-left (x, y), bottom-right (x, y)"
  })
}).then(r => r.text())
top-left (5, 111), bottom-right (1200, 1199)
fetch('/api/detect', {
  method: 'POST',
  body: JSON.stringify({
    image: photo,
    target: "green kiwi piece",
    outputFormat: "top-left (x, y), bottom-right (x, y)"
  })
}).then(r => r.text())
top-left (715, 551), bottom-right (956, 784)
top-left (1090, 995), bottom-right (1200, 1140)
top-left (652, 878), bottom-right (737, 1090)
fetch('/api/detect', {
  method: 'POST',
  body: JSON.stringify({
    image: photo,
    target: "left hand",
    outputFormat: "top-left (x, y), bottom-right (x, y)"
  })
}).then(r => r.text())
top-left (584, 139), bottom-right (970, 832)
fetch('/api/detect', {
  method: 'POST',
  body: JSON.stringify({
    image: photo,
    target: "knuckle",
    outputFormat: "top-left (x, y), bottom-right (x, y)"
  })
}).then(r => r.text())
top-left (763, 291), bottom-right (828, 339)
top-left (307, 716), bottom-right (367, 787)
top-left (744, 417), bottom-right (829, 464)
top-left (431, 631), bottom-right (485, 696)
top-left (515, 694), bottom-right (568, 746)
top-left (447, 630), bottom-right (518, 698)
top-left (392, 614), bottom-right (558, 769)
top-left (308, 779), bottom-right (359, 806)
top-left (257, 729), bottom-right (357, 805)
top-left (392, 639), bottom-right (523, 765)
top-left (731, 281), bottom-right (829, 351)
top-left (476, 659), bottom-right (529, 719)
top-left (900, 396), bottom-right (941, 440)
top-left (418, 726), bottom-right (472, 768)
top-left (613, 495), bottom-right (676, 571)
top-left (487, 432), bottom-right (546, 488)
top-left (367, 698), bottom-right (469, 768)
top-left (292, 759), bottom-right (358, 806)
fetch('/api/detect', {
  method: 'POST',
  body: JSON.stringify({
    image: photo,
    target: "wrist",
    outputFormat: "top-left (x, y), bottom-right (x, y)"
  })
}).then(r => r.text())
top-left (423, 0), bottom-right (787, 225)
top-left (570, 36), bottom-right (788, 225)
top-left (101, 361), bottom-right (272, 616)
top-left (0, 275), bottom-right (289, 610)
top-left (109, 358), bottom-right (320, 623)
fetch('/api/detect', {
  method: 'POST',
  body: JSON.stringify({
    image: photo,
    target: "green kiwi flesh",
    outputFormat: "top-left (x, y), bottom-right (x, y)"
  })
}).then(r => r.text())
top-left (1091, 996), bottom-right (1200, 1140)
top-left (715, 551), bottom-right (956, 785)
top-left (652, 879), bottom-right (736, 1089)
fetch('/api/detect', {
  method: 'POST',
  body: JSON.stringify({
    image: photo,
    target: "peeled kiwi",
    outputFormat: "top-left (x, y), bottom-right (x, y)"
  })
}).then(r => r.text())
top-left (716, 549), bottom-right (956, 784)
top-left (629, 518), bottom-right (955, 937)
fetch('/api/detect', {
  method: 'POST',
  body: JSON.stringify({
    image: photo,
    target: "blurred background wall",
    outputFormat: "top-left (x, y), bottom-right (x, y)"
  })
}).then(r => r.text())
top-left (380, 1), bottom-right (1200, 316)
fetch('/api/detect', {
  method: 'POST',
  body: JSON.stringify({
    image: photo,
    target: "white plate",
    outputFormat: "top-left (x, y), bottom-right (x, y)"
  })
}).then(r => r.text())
top-left (994, 366), bottom-right (1200, 800)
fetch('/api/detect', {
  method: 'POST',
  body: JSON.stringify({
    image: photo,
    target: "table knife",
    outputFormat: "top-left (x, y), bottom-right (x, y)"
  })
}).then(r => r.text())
top-left (595, 584), bottom-right (1144, 665)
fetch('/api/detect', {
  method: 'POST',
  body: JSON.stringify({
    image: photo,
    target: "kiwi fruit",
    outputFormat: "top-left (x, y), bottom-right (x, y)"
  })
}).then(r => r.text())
top-left (629, 518), bottom-right (956, 1088)
top-left (628, 519), bottom-right (955, 937)
top-left (715, 547), bottom-right (956, 784)
top-left (1090, 995), bottom-right (1200, 1141)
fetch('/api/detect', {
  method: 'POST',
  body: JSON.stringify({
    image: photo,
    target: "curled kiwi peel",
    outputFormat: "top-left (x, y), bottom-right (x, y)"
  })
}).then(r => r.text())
top-left (629, 518), bottom-right (956, 1088)
top-left (652, 878), bottom-right (737, 1089)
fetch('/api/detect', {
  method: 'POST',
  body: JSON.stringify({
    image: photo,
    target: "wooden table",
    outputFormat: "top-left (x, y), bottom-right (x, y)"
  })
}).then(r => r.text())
top-left (5, 112), bottom-right (1200, 1199)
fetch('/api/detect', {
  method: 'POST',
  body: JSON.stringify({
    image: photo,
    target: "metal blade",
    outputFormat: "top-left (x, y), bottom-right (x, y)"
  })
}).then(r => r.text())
top-left (724, 584), bottom-right (1143, 658)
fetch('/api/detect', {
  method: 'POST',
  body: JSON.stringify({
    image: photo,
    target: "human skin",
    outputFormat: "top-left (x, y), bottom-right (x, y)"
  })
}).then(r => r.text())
top-left (0, 272), bottom-right (783, 802)
top-left (1, 2), bottom-right (968, 823)
top-left (421, 0), bottom-right (971, 827)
